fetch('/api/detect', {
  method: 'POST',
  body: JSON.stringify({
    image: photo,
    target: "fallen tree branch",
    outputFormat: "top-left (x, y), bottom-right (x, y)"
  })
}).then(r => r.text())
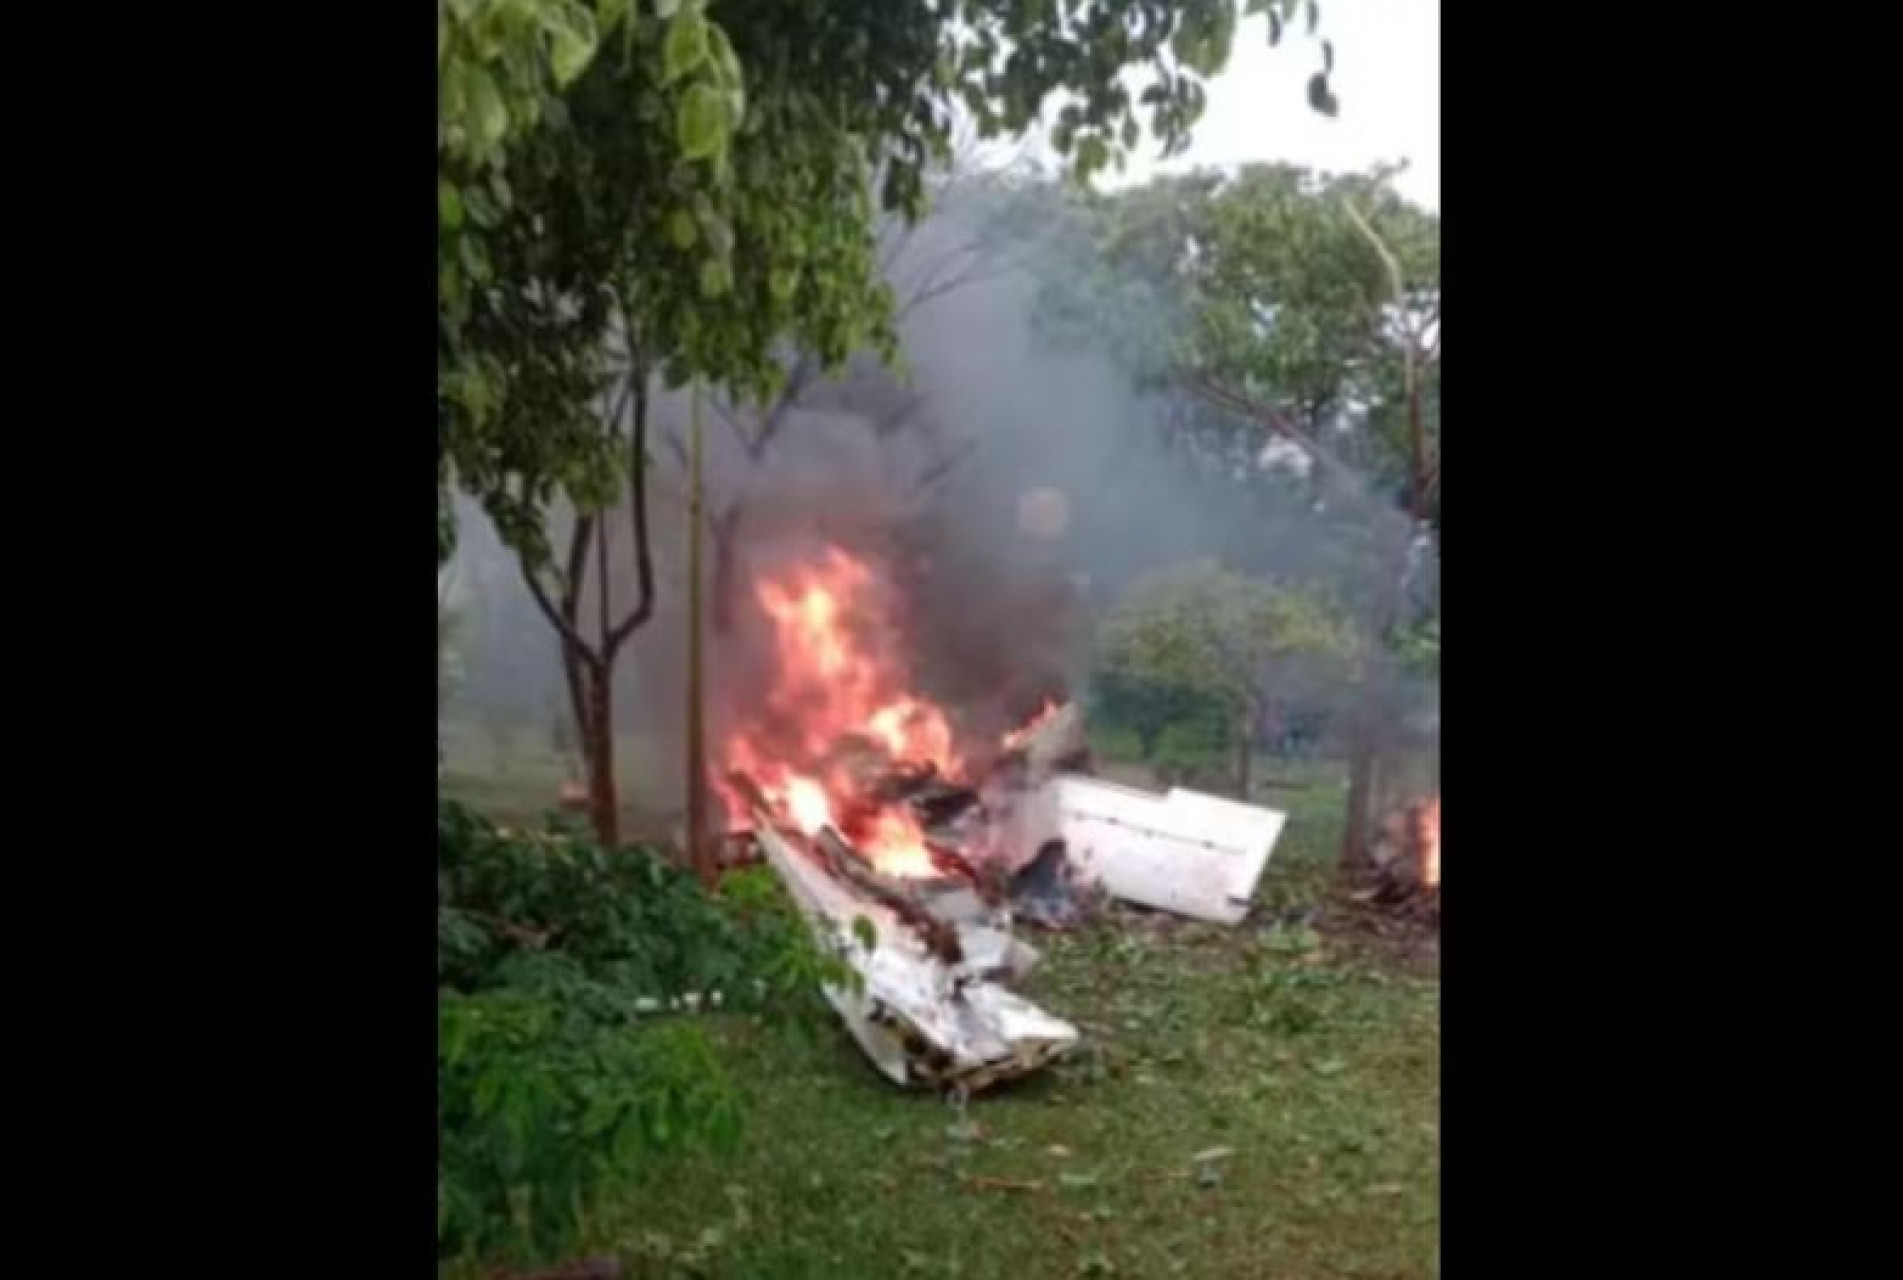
top-left (906, 435), bottom-right (981, 500)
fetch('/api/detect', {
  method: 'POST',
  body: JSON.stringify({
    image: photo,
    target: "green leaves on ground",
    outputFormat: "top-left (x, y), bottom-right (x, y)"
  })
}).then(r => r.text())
top-left (440, 1), bottom-right (1342, 564)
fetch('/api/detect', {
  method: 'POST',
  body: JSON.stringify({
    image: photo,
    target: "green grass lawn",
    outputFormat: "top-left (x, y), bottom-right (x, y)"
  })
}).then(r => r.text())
top-left (554, 780), bottom-right (1440, 1280)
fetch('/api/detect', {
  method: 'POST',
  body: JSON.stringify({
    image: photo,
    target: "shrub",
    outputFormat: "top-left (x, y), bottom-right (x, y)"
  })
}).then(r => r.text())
top-left (437, 800), bottom-right (835, 1265)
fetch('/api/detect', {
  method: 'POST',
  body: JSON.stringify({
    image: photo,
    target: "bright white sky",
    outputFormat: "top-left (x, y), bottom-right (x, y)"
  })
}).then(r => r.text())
top-left (1108, 0), bottom-right (1439, 209)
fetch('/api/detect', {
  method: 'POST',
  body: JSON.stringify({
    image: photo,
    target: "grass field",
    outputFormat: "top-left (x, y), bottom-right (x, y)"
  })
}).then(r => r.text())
top-left (440, 718), bottom-right (683, 838)
top-left (442, 726), bottom-right (1438, 1279)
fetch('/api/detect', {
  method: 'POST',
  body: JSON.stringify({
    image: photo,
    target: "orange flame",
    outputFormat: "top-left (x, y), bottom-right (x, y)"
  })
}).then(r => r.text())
top-left (861, 805), bottom-right (939, 879)
top-left (725, 547), bottom-right (960, 879)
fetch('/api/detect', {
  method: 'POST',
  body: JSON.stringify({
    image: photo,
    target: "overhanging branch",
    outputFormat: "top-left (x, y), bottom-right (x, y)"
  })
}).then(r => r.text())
top-left (906, 434), bottom-right (982, 500)
top-left (1185, 376), bottom-right (1359, 482)
top-left (897, 261), bottom-right (1016, 320)
top-left (523, 558), bottom-right (602, 669)
top-left (660, 425), bottom-right (688, 473)
top-left (747, 355), bottom-right (816, 460)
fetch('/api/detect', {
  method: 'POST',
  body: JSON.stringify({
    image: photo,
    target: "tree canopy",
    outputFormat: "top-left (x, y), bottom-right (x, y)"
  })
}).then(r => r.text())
top-left (438, 0), bottom-right (1340, 564)
top-left (1023, 162), bottom-right (1439, 521)
top-left (1099, 561), bottom-right (1350, 720)
top-left (1021, 162), bottom-right (1439, 862)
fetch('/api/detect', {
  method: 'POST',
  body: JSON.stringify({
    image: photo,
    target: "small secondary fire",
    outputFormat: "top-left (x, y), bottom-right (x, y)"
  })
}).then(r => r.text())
top-left (1415, 796), bottom-right (1441, 889)
top-left (1365, 792), bottom-right (1441, 912)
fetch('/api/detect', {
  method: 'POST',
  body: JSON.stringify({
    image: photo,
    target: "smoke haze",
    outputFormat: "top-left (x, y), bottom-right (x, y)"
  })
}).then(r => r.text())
top-left (441, 182), bottom-right (1435, 817)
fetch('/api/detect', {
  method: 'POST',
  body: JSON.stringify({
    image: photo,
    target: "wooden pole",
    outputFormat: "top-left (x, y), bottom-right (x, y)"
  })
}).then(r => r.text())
top-left (686, 381), bottom-right (712, 884)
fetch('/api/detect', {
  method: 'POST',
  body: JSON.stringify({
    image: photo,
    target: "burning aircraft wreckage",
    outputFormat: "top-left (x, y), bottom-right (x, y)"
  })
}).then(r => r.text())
top-left (717, 547), bottom-right (1290, 1094)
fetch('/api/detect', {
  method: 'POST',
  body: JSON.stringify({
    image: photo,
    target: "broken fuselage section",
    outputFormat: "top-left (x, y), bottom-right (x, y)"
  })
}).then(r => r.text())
top-left (745, 808), bottom-right (1077, 1092)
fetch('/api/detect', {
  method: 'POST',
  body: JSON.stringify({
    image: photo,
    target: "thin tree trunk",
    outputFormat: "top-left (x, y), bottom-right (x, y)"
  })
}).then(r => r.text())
top-left (684, 383), bottom-right (712, 885)
top-left (1235, 706), bottom-right (1254, 801)
top-left (1339, 528), bottom-right (1412, 876)
top-left (590, 503), bottom-right (621, 846)
top-left (558, 515), bottom-right (594, 782)
top-left (1338, 426), bottom-right (1430, 875)
top-left (1336, 204), bottom-right (1435, 877)
top-left (710, 504), bottom-right (742, 636)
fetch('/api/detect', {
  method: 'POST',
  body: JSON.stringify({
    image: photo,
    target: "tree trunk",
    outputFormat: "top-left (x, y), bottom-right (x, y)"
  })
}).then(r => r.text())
top-left (516, 355), bottom-right (658, 853)
top-left (557, 514), bottom-right (594, 786)
top-left (582, 661), bottom-right (619, 847)
top-left (1338, 518), bottom-right (1415, 877)
top-left (1338, 254), bottom-right (1431, 878)
top-left (1338, 306), bottom-right (1432, 876)
top-left (551, 512), bottom-right (620, 849)
top-left (560, 639), bottom-right (587, 778)
top-left (684, 383), bottom-right (713, 885)
top-left (1339, 555), bottom-right (1405, 878)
